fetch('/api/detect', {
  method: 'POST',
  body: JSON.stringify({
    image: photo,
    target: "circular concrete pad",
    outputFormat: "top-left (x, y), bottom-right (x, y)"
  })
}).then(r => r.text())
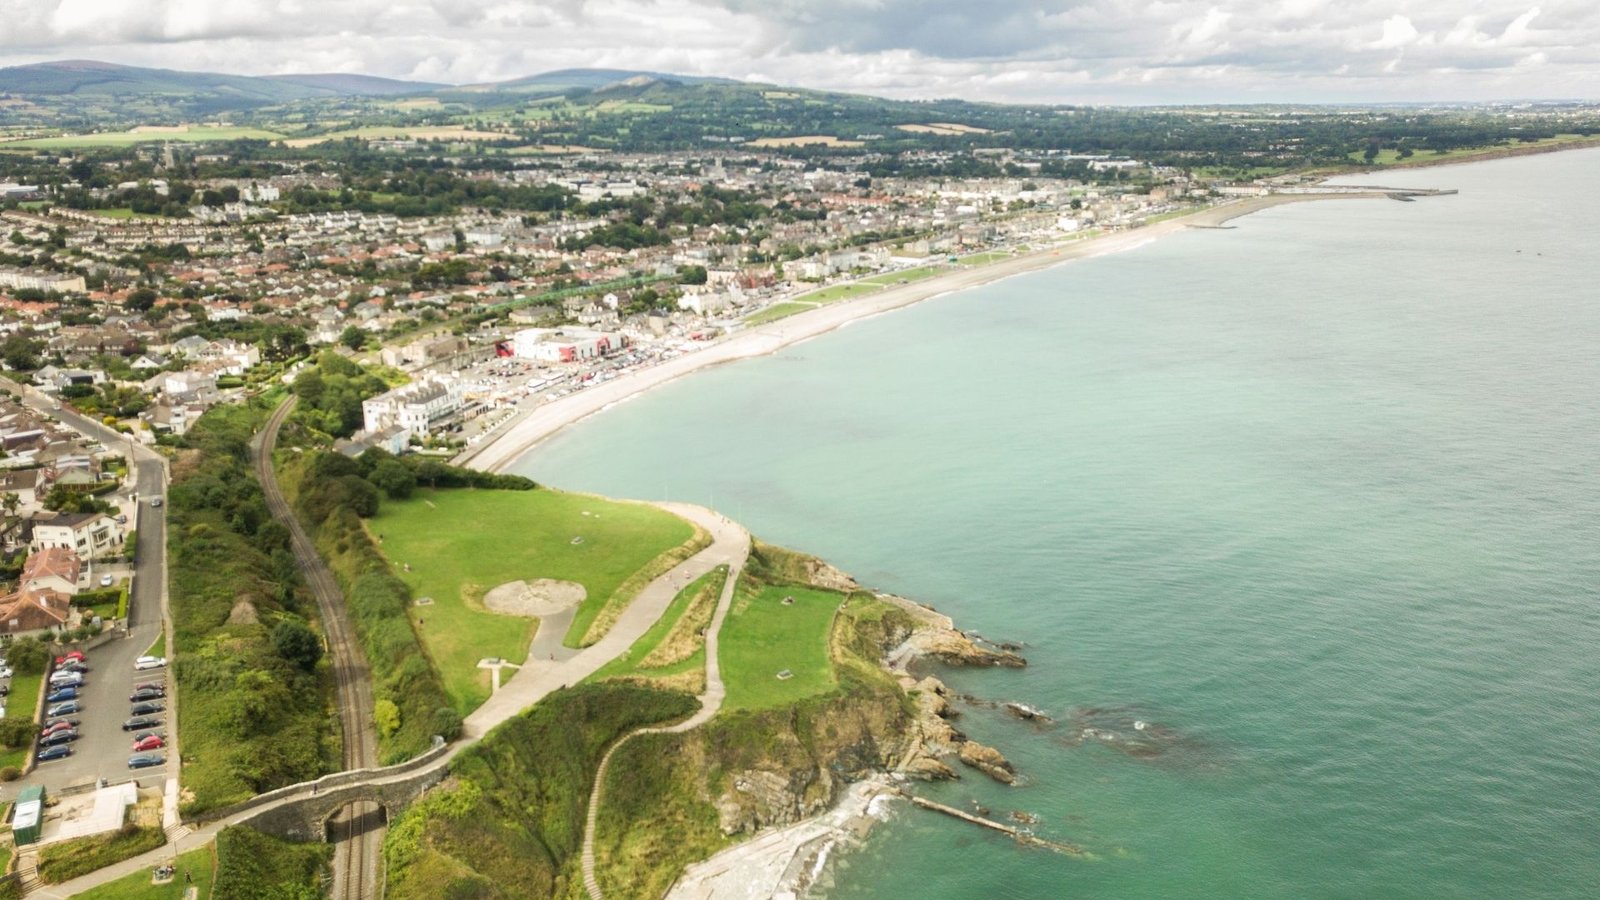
top-left (482, 579), bottom-right (587, 617)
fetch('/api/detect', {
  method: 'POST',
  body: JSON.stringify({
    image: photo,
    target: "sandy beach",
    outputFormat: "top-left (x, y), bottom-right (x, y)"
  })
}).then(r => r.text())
top-left (460, 192), bottom-right (1399, 474)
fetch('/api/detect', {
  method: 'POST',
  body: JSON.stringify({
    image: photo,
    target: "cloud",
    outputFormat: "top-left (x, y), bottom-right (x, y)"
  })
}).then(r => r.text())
top-left (0, 0), bottom-right (1598, 103)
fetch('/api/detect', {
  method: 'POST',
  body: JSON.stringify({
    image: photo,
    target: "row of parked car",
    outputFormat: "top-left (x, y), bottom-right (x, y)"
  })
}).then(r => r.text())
top-left (34, 651), bottom-right (169, 768)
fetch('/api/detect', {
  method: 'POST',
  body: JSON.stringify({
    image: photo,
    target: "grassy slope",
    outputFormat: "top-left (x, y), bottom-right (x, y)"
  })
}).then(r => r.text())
top-left (0, 672), bottom-right (43, 770)
top-left (591, 566), bottom-right (727, 688)
top-left (383, 683), bottom-right (697, 900)
top-left (368, 488), bottom-right (695, 711)
top-left (75, 845), bottom-right (215, 900)
top-left (742, 301), bottom-right (816, 325)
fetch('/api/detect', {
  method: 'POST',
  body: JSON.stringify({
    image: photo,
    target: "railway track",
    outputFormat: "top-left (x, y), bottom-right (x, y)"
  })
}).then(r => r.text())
top-left (254, 396), bottom-right (382, 899)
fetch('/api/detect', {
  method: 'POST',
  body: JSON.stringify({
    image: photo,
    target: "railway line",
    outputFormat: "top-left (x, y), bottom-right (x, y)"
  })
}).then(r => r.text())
top-left (254, 396), bottom-right (382, 899)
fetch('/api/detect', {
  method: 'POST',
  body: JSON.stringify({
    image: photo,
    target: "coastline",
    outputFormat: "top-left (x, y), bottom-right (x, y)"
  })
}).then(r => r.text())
top-left (460, 191), bottom-right (1391, 475)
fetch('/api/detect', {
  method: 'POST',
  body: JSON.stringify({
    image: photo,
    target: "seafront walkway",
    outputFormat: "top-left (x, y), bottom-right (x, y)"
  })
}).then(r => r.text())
top-left (579, 512), bottom-right (750, 899)
top-left (29, 502), bottom-right (752, 898)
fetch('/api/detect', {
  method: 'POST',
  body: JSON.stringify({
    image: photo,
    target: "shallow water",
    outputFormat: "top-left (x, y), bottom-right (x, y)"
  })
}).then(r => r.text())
top-left (515, 147), bottom-right (1600, 898)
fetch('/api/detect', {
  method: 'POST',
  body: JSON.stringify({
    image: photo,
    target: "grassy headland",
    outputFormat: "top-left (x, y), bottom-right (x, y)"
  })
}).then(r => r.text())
top-left (368, 487), bottom-right (702, 708)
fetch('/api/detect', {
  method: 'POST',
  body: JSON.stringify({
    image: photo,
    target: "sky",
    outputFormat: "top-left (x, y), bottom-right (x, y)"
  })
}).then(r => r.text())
top-left (2, 0), bottom-right (1598, 104)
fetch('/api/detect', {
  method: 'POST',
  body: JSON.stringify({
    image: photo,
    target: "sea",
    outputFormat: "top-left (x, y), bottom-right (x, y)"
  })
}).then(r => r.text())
top-left (511, 148), bottom-right (1600, 899)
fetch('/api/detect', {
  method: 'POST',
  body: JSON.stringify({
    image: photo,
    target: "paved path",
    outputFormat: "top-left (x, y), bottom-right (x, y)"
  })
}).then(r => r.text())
top-left (580, 510), bottom-right (749, 899)
top-left (30, 502), bottom-right (750, 898)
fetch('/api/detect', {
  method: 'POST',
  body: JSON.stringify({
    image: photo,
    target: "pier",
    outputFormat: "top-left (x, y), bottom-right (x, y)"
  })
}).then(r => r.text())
top-left (893, 789), bottom-right (1088, 857)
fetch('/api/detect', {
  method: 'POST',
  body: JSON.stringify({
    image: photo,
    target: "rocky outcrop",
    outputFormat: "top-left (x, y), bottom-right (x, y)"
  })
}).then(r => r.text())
top-left (897, 628), bottom-right (1027, 669)
top-left (957, 741), bottom-right (1017, 785)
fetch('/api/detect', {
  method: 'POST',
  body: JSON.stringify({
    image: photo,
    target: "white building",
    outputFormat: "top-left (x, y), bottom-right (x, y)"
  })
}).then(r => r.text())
top-left (30, 512), bottom-right (124, 559)
top-left (361, 377), bottom-right (464, 437)
top-left (509, 328), bottom-right (625, 363)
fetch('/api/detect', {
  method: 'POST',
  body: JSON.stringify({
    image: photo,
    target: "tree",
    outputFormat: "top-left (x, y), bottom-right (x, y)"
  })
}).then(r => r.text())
top-left (0, 332), bottom-right (45, 371)
top-left (126, 288), bottom-right (158, 312)
top-left (272, 620), bottom-right (323, 672)
top-left (0, 717), bottom-right (37, 750)
top-left (7, 636), bottom-right (49, 675)
top-left (369, 458), bottom-right (416, 500)
top-left (0, 492), bottom-right (18, 519)
top-left (339, 325), bottom-right (366, 351)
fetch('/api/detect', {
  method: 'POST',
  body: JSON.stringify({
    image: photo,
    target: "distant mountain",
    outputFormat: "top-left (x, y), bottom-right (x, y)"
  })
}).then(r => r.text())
top-left (456, 68), bottom-right (739, 96)
top-left (271, 73), bottom-right (447, 96)
top-left (0, 60), bottom-right (447, 99)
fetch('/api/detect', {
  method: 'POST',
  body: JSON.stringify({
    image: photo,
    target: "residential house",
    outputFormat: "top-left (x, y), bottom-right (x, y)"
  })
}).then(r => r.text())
top-left (360, 377), bottom-right (464, 438)
top-left (19, 546), bottom-right (81, 595)
top-left (30, 511), bottom-right (124, 560)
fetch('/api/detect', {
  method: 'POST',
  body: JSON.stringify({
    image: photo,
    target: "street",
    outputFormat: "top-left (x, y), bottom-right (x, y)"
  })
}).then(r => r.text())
top-left (3, 378), bottom-right (173, 795)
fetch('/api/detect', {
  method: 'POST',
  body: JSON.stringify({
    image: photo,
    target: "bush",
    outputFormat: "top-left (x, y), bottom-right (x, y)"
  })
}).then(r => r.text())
top-left (0, 765), bottom-right (20, 781)
top-left (0, 718), bottom-right (35, 751)
top-left (37, 824), bottom-right (165, 883)
top-left (212, 825), bottom-right (330, 899)
top-left (5, 638), bottom-right (48, 676)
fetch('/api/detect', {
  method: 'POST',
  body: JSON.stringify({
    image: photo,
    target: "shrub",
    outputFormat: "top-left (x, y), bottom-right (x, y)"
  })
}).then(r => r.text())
top-left (0, 765), bottom-right (20, 781)
top-left (37, 824), bottom-right (165, 883)
top-left (5, 637), bottom-right (48, 676)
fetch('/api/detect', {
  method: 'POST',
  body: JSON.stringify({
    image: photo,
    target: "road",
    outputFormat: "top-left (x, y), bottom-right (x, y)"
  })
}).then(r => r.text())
top-left (252, 396), bottom-right (382, 900)
top-left (4, 378), bottom-right (174, 799)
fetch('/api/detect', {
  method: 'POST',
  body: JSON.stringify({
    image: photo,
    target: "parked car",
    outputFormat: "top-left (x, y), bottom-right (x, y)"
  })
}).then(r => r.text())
top-left (149, 497), bottom-right (163, 508)
top-left (133, 681), bottom-right (164, 692)
top-left (47, 701), bottom-right (81, 717)
top-left (100, 574), bottom-right (115, 587)
top-left (0, 683), bottom-right (9, 696)
top-left (45, 686), bottom-right (79, 703)
top-left (39, 729), bottom-right (79, 746)
top-left (130, 730), bottom-right (165, 744)
top-left (58, 660), bottom-right (89, 673)
top-left (35, 745), bottom-right (71, 763)
top-left (0, 666), bottom-right (12, 679)
top-left (127, 753), bottom-right (165, 769)
top-left (122, 716), bottom-right (161, 731)
top-left (129, 687), bottom-right (165, 702)
top-left (132, 735), bottom-right (165, 752)
top-left (130, 702), bottom-right (165, 716)
top-left (42, 719), bottom-right (80, 736)
top-left (134, 656), bottom-right (166, 671)
top-left (55, 651), bottom-right (86, 665)
top-left (48, 671), bottom-right (84, 687)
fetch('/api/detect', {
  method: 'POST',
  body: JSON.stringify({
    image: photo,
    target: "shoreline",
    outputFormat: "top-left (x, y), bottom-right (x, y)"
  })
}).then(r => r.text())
top-left (460, 191), bottom-right (1395, 475)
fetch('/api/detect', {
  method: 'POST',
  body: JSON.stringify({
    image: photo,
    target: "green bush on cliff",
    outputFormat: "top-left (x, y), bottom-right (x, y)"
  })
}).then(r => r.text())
top-left (384, 683), bottom-right (697, 900)
top-left (212, 825), bottom-right (331, 899)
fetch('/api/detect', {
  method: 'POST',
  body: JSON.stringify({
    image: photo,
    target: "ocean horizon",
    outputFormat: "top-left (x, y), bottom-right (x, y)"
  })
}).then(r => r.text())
top-left (513, 147), bottom-right (1600, 898)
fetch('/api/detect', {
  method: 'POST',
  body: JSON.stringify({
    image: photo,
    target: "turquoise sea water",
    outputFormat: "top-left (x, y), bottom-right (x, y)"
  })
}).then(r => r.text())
top-left (514, 148), bottom-right (1600, 898)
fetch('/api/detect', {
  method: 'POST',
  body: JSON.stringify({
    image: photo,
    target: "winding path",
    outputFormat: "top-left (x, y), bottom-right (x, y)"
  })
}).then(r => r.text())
top-left (580, 512), bottom-right (750, 899)
top-left (253, 396), bottom-right (383, 899)
top-left (30, 500), bottom-right (750, 898)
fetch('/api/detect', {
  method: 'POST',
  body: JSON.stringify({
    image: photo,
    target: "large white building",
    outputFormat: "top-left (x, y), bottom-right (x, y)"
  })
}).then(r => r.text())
top-left (509, 328), bottom-right (626, 363)
top-left (361, 377), bottom-right (465, 437)
top-left (0, 269), bottom-right (87, 294)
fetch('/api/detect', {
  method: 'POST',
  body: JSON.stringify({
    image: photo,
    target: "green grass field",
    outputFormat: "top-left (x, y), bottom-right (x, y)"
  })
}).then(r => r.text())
top-left (796, 282), bottom-right (883, 303)
top-left (719, 583), bottom-right (841, 711)
top-left (76, 845), bottom-right (216, 900)
top-left (957, 252), bottom-right (1012, 266)
top-left (0, 671), bottom-right (44, 769)
top-left (369, 488), bottom-right (696, 711)
top-left (3, 126), bottom-right (285, 149)
top-left (861, 264), bottom-right (948, 285)
top-left (742, 301), bottom-right (817, 326)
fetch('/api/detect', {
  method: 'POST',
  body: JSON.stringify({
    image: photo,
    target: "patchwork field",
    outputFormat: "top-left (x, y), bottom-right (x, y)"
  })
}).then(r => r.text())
top-left (368, 488), bottom-right (698, 711)
top-left (283, 125), bottom-right (512, 147)
top-left (1, 125), bottom-right (286, 149)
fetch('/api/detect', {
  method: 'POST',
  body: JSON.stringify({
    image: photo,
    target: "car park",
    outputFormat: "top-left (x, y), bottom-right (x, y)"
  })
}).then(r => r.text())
top-left (134, 656), bottom-right (166, 671)
top-left (39, 729), bottom-right (79, 746)
top-left (129, 688), bottom-right (165, 702)
top-left (35, 745), bottom-right (71, 763)
top-left (132, 735), bottom-right (165, 752)
top-left (130, 702), bottom-right (164, 716)
top-left (122, 716), bottom-right (161, 731)
top-left (128, 753), bottom-right (164, 769)
top-left (45, 686), bottom-right (79, 703)
top-left (47, 700), bottom-right (80, 717)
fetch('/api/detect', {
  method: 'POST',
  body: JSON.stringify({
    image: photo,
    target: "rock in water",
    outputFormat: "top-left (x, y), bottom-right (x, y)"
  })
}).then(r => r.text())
top-left (957, 741), bottom-right (1018, 785)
